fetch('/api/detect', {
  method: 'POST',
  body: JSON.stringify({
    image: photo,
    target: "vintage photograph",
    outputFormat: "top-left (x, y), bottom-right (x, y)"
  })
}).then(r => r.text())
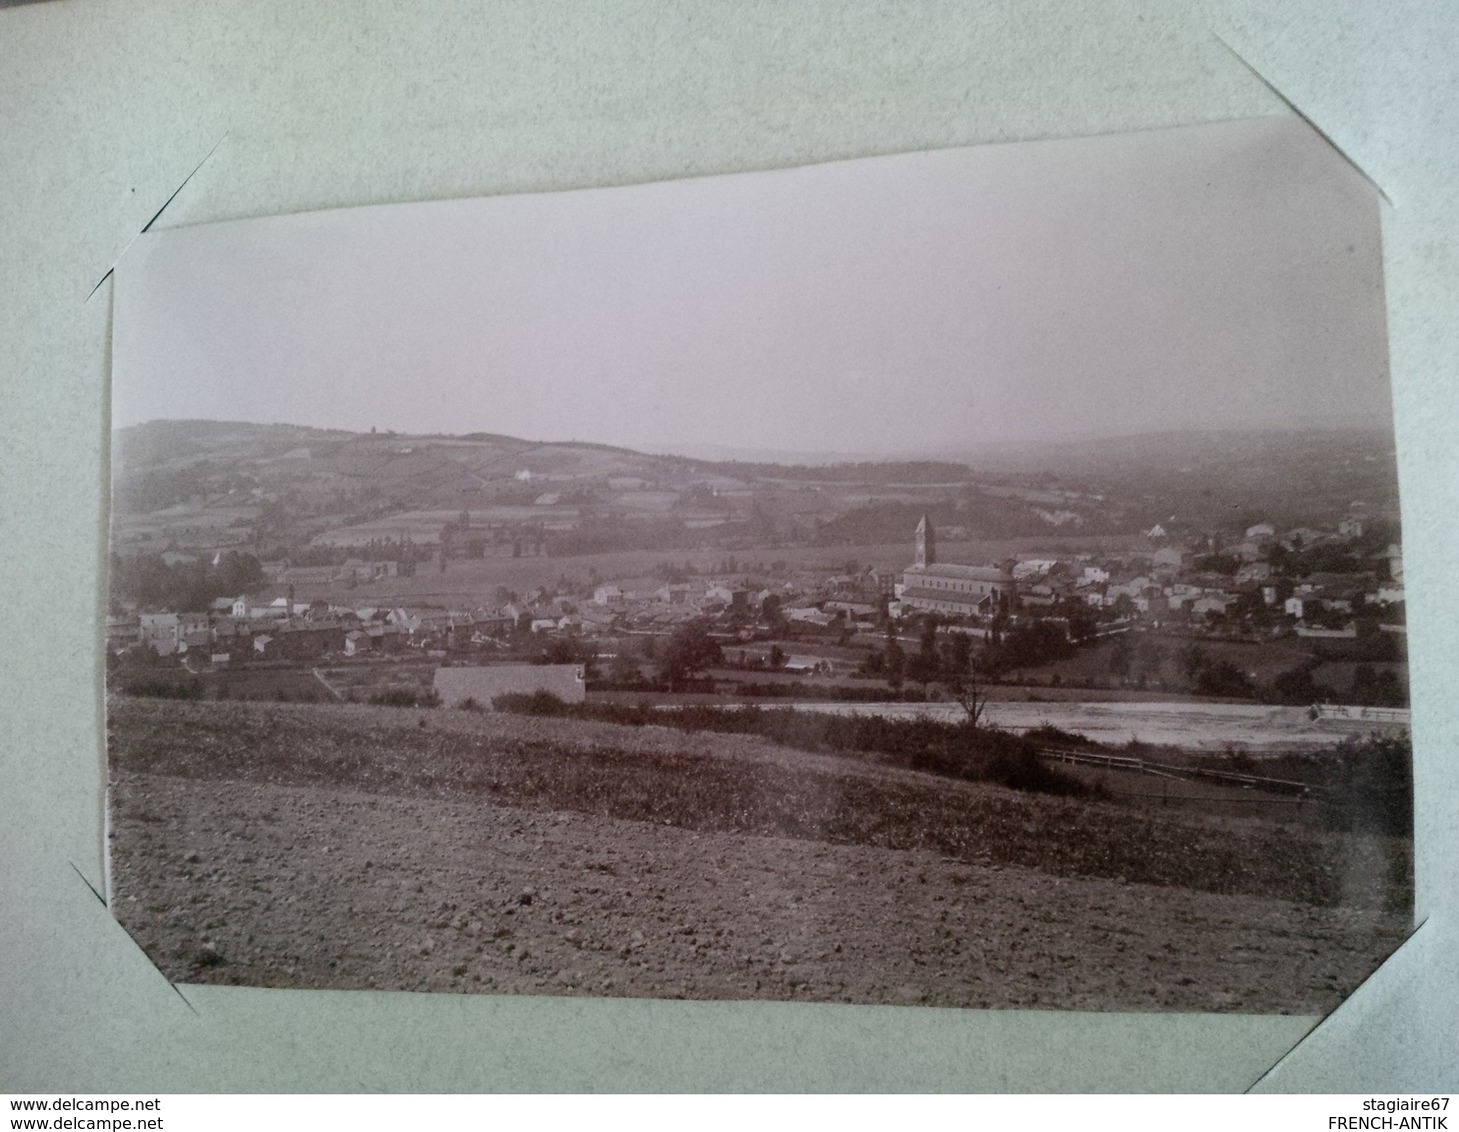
top-left (104, 115), bottom-right (1412, 1014)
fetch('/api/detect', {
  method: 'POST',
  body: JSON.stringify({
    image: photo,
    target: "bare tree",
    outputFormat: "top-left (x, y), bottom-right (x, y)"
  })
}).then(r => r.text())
top-left (948, 658), bottom-right (988, 730)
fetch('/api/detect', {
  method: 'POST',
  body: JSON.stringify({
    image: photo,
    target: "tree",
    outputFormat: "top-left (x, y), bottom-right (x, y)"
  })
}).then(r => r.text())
top-left (942, 632), bottom-right (972, 676)
top-left (918, 614), bottom-right (940, 657)
top-left (907, 615), bottom-right (942, 689)
top-left (1108, 634), bottom-right (1133, 681)
top-left (947, 652), bottom-right (989, 730)
top-left (884, 631), bottom-right (905, 691)
top-left (608, 652), bottom-right (642, 685)
top-left (761, 592), bottom-right (785, 631)
top-left (906, 649), bottom-right (940, 691)
top-left (657, 619), bottom-right (722, 690)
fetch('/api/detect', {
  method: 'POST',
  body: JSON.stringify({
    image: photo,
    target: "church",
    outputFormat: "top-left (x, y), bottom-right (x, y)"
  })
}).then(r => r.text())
top-left (897, 515), bottom-right (1015, 618)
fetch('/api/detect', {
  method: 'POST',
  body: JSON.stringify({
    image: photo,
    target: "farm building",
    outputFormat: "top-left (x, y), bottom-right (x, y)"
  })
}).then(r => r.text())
top-left (432, 663), bottom-right (586, 709)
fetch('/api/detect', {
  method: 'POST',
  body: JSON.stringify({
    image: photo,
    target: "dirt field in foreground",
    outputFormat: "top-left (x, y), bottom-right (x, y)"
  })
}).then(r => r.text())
top-left (109, 769), bottom-right (1407, 1013)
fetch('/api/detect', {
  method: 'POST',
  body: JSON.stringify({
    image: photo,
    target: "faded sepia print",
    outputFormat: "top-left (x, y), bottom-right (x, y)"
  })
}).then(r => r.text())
top-left (105, 117), bottom-right (1411, 1012)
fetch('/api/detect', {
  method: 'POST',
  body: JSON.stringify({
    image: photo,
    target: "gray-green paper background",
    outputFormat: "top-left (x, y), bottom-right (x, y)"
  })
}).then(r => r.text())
top-left (1, 0), bottom-right (1455, 1092)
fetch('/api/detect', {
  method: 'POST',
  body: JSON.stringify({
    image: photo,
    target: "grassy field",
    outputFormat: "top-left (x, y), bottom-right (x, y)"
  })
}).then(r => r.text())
top-left (106, 696), bottom-right (1410, 910)
top-left (1006, 632), bottom-right (1310, 691)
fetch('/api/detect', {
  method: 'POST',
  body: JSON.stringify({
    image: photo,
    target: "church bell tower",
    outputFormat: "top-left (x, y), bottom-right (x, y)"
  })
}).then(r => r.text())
top-left (915, 514), bottom-right (935, 568)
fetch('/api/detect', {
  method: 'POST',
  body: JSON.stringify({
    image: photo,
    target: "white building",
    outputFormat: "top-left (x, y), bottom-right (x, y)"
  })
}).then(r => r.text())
top-left (898, 516), bottom-right (1015, 618)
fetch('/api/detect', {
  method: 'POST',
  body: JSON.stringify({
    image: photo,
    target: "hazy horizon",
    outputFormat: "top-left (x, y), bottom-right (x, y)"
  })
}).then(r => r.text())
top-left (116, 414), bottom-right (1395, 470)
top-left (113, 116), bottom-right (1392, 455)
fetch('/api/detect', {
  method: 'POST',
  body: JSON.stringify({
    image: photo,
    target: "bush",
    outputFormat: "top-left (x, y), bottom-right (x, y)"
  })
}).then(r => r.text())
top-left (368, 688), bottom-right (441, 708)
top-left (492, 690), bottom-right (571, 716)
top-left (118, 676), bottom-right (203, 700)
top-left (1321, 733), bottom-right (1413, 837)
top-left (1024, 724), bottom-right (1103, 750)
top-left (490, 696), bottom-right (1091, 798)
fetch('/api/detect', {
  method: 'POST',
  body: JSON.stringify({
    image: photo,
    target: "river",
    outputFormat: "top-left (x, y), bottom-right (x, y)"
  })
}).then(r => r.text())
top-left (766, 699), bottom-right (1407, 751)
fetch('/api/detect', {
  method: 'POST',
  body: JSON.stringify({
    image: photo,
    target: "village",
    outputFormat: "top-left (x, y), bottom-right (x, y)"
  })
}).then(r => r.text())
top-left (107, 503), bottom-right (1409, 717)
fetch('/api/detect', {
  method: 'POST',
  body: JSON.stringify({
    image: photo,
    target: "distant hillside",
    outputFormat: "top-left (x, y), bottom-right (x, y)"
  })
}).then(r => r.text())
top-left (939, 428), bottom-right (1402, 533)
top-left (110, 419), bottom-right (1402, 561)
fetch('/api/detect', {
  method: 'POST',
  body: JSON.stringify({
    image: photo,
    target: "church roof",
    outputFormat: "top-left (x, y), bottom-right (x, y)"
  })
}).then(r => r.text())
top-left (900, 586), bottom-right (995, 604)
top-left (903, 563), bottom-right (1013, 583)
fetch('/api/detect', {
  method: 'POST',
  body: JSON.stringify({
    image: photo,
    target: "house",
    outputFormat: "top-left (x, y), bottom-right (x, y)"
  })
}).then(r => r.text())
top-left (253, 624), bottom-right (346, 660)
top-left (432, 664), bottom-right (586, 708)
top-left (1285, 594), bottom-right (1320, 619)
top-left (1151, 546), bottom-right (1184, 570)
top-left (823, 600), bottom-right (878, 623)
top-left (387, 608), bottom-right (421, 634)
top-left (784, 607), bottom-right (838, 628)
top-left (177, 628), bottom-right (212, 653)
top-left (723, 646), bottom-right (780, 668)
top-left (1296, 622), bottom-right (1358, 639)
top-left (1236, 562), bottom-right (1273, 584)
top-left (468, 608), bottom-right (515, 635)
top-left (138, 612), bottom-right (181, 655)
top-left (106, 614), bottom-right (140, 651)
top-left (1013, 559), bottom-right (1058, 580)
top-left (1385, 544), bottom-right (1404, 582)
top-left (1106, 577), bottom-right (1151, 601)
top-left (1283, 527), bottom-right (1327, 549)
top-left (369, 624), bottom-right (406, 653)
top-left (704, 584), bottom-right (737, 606)
top-left (1191, 593), bottom-right (1235, 616)
top-left (576, 607), bottom-right (620, 632)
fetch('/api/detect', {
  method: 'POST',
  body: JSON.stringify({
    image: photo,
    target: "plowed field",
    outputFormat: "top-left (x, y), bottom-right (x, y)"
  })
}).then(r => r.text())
top-left (106, 698), bottom-right (1410, 1012)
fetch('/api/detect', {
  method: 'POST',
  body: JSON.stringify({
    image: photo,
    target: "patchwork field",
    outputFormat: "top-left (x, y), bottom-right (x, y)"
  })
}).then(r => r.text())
top-left (284, 535), bottom-right (1146, 608)
top-left (107, 697), bottom-right (1410, 1012)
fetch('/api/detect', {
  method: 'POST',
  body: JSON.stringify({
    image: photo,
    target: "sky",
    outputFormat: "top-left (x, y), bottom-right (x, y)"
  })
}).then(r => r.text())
top-left (112, 115), bottom-right (1391, 458)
